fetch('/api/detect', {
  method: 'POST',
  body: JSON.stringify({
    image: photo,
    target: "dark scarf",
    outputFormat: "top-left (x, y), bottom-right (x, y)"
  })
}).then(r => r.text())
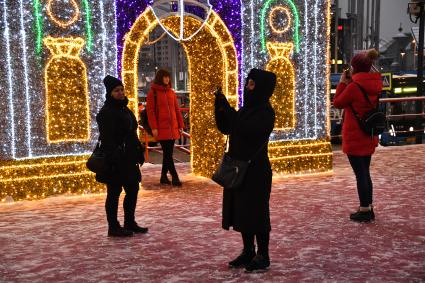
top-left (105, 96), bottom-right (129, 108)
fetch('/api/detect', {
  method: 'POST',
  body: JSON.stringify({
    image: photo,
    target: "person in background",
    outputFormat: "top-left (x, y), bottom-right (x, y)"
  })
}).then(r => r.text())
top-left (146, 69), bottom-right (184, 187)
top-left (96, 75), bottom-right (148, 237)
top-left (214, 69), bottom-right (276, 272)
top-left (333, 49), bottom-right (383, 222)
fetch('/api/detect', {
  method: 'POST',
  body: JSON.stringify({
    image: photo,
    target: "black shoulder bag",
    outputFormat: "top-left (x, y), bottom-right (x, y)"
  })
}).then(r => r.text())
top-left (140, 89), bottom-right (157, 136)
top-left (86, 130), bottom-right (133, 174)
top-left (86, 138), bottom-right (109, 174)
top-left (349, 82), bottom-right (386, 136)
top-left (212, 137), bottom-right (268, 190)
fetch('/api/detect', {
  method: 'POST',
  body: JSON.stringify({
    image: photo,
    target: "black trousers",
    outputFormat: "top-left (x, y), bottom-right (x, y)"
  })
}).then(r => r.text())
top-left (347, 155), bottom-right (373, 207)
top-left (160, 140), bottom-right (177, 176)
top-left (105, 182), bottom-right (139, 228)
top-left (242, 232), bottom-right (270, 257)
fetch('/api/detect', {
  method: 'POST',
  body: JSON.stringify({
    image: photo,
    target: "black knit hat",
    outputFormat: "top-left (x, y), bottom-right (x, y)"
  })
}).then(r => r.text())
top-left (103, 75), bottom-right (123, 97)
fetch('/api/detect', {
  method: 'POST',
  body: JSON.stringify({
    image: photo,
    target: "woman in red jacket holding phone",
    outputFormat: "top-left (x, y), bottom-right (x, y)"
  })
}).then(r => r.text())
top-left (146, 69), bottom-right (185, 186)
top-left (333, 49), bottom-right (382, 222)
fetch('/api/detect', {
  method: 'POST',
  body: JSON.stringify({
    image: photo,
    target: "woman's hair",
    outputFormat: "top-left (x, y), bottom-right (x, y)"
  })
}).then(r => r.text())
top-left (154, 69), bottom-right (171, 86)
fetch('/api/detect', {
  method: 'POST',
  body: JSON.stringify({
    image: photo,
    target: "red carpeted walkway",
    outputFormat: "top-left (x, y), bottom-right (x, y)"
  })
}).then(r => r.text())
top-left (1, 145), bottom-right (425, 282)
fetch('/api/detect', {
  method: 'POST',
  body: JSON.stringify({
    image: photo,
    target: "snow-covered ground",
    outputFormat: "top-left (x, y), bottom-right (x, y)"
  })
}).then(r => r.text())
top-left (1, 145), bottom-right (424, 282)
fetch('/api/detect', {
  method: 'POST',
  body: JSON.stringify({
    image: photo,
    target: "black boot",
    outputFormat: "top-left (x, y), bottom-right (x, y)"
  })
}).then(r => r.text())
top-left (350, 209), bottom-right (373, 222)
top-left (228, 247), bottom-right (256, 268)
top-left (160, 174), bottom-right (171, 185)
top-left (108, 226), bottom-right (134, 237)
top-left (124, 222), bottom-right (148, 234)
top-left (245, 254), bottom-right (270, 273)
top-left (171, 174), bottom-right (182, 187)
top-left (370, 206), bottom-right (375, 220)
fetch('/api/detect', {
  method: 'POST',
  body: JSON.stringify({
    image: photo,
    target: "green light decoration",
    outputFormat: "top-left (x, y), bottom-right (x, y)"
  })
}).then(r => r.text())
top-left (82, 0), bottom-right (93, 53)
top-left (33, 0), bottom-right (93, 54)
top-left (260, 0), bottom-right (300, 53)
top-left (34, 0), bottom-right (43, 54)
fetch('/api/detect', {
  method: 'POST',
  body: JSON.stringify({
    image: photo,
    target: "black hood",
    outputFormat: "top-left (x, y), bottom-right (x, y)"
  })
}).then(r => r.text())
top-left (243, 68), bottom-right (276, 108)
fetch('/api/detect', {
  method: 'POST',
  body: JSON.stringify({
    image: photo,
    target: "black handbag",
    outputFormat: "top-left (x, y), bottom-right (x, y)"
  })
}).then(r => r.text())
top-left (349, 82), bottom-right (386, 136)
top-left (86, 140), bottom-right (110, 174)
top-left (86, 130), bottom-right (132, 174)
top-left (139, 89), bottom-right (157, 136)
top-left (212, 137), bottom-right (267, 190)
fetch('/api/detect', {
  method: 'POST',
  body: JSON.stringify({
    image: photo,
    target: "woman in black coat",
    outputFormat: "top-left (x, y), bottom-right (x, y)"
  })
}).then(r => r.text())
top-left (214, 69), bottom-right (276, 272)
top-left (96, 75), bottom-right (147, 237)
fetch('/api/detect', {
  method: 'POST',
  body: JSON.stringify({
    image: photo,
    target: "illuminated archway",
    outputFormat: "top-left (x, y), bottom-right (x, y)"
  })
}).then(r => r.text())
top-left (122, 7), bottom-right (238, 177)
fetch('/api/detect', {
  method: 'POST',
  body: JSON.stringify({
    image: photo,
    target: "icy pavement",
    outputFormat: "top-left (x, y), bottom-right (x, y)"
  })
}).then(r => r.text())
top-left (0, 145), bottom-right (425, 282)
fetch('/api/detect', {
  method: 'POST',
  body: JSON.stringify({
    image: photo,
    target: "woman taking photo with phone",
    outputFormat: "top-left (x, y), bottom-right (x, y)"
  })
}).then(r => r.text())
top-left (146, 69), bottom-right (185, 187)
top-left (214, 68), bottom-right (276, 272)
top-left (333, 49), bottom-right (382, 222)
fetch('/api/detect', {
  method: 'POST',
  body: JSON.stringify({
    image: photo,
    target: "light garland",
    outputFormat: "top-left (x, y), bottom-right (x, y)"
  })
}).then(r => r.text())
top-left (266, 41), bottom-right (296, 130)
top-left (46, 0), bottom-right (80, 28)
top-left (33, 0), bottom-right (43, 54)
top-left (19, 0), bottom-right (33, 156)
top-left (0, 156), bottom-right (103, 201)
top-left (149, 0), bottom-right (213, 42)
top-left (34, 0), bottom-right (94, 54)
top-left (268, 140), bottom-right (332, 174)
top-left (43, 36), bottom-right (90, 143)
top-left (121, 7), bottom-right (238, 178)
top-left (2, 0), bottom-right (15, 158)
top-left (260, 0), bottom-right (300, 53)
top-left (269, 6), bottom-right (292, 34)
top-left (82, 0), bottom-right (93, 53)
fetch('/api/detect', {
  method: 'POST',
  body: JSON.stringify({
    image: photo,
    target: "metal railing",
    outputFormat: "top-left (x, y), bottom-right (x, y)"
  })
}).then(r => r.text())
top-left (139, 107), bottom-right (191, 162)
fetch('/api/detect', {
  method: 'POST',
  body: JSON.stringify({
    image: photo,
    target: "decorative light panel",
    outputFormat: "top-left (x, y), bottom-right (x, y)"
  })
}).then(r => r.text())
top-left (0, 0), bottom-right (118, 200)
top-left (0, 0), bottom-right (332, 200)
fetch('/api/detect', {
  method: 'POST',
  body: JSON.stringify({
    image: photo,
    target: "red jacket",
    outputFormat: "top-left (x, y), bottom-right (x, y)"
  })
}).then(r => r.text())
top-left (333, 72), bottom-right (383, 156)
top-left (146, 83), bottom-right (184, 141)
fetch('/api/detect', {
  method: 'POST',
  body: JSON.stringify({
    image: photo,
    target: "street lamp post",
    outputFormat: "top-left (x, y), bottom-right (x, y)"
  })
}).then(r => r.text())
top-left (408, 0), bottom-right (425, 144)
top-left (400, 49), bottom-right (406, 70)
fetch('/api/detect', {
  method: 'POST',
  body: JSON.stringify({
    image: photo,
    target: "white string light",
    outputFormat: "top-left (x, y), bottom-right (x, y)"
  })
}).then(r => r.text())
top-left (99, 1), bottom-right (107, 78)
top-left (149, 0), bottom-right (213, 42)
top-left (19, 0), bottom-right (33, 156)
top-left (2, 0), bottom-right (16, 158)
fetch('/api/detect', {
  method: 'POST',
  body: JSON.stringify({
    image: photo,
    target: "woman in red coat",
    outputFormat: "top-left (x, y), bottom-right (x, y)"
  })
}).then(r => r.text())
top-left (333, 49), bottom-right (382, 222)
top-left (146, 69), bottom-right (185, 186)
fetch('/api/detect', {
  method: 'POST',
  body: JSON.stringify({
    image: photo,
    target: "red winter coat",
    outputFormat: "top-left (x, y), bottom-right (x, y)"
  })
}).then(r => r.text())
top-left (333, 72), bottom-right (383, 156)
top-left (146, 83), bottom-right (184, 141)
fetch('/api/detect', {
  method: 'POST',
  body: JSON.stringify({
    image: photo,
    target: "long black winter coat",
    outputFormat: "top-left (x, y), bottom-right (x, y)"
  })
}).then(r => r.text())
top-left (95, 97), bottom-right (145, 185)
top-left (215, 69), bottom-right (276, 233)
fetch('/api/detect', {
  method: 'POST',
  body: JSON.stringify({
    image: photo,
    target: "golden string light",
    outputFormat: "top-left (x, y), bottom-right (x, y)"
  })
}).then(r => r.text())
top-left (46, 0), bottom-right (80, 28)
top-left (121, 7), bottom-right (238, 178)
top-left (266, 41), bottom-right (296, 130)
top-left (269, 6), bottom-right (292, 34)
top-left (43, 36), bottom-right (90, 143)
top-left (269, 140), bottom-right (333, 174)
top-left (0, 156), bottom-right (103, 201)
